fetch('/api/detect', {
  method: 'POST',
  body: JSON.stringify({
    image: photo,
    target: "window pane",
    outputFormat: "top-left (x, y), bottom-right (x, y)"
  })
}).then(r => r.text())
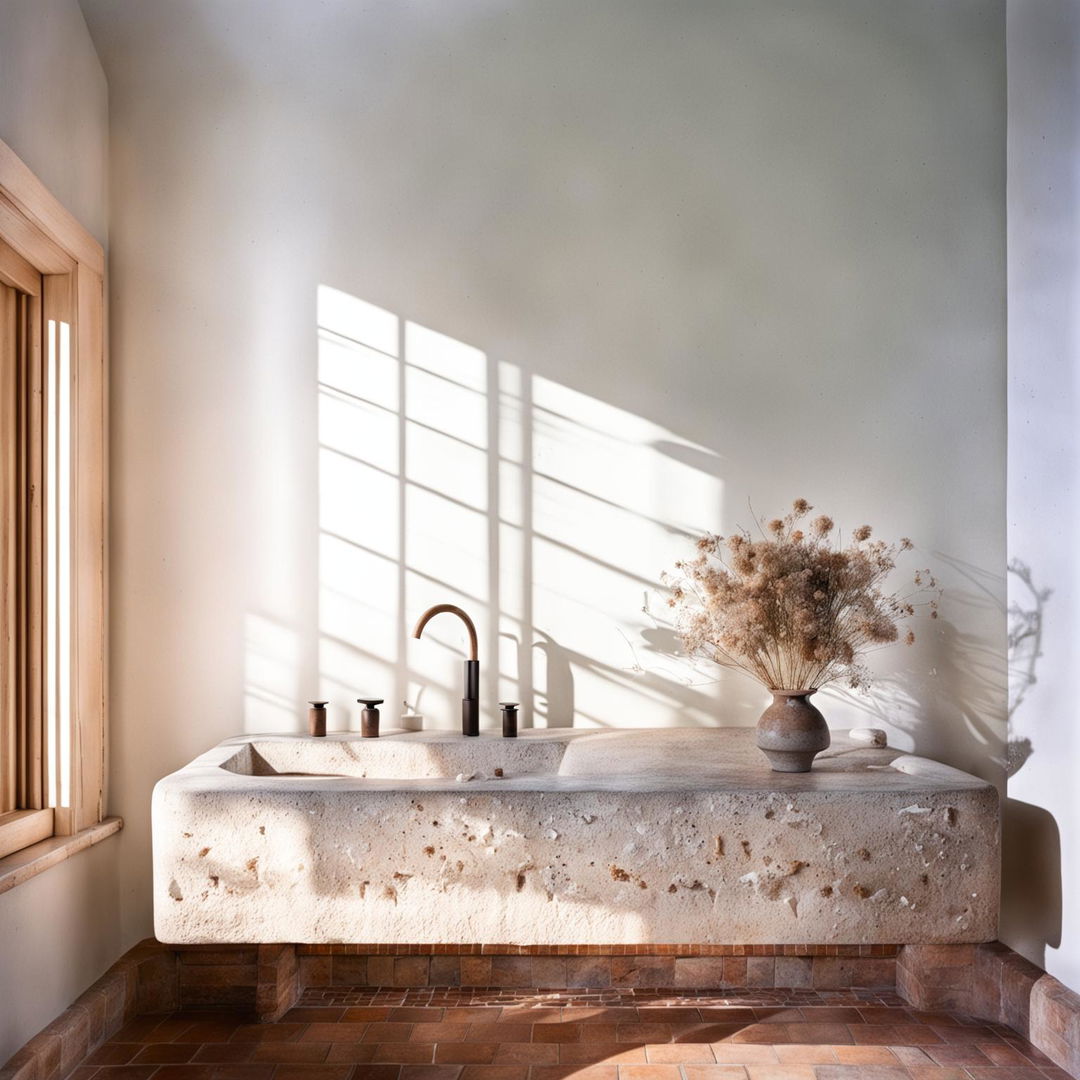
top-left (46, 318), bottom-right (71, 810)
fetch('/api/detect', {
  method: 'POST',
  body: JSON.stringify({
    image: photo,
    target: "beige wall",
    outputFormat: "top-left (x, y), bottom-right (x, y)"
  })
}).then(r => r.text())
top-left (0, 1), bottom-right (120, 1064)
top-left (80, 0), bottom-right (1006, 962)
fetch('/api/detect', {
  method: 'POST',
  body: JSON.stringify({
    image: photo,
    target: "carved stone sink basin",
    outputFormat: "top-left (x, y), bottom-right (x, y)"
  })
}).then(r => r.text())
top-left (153, 727), bottom-right (999, 945)
top-left (219, 730), bottom-right (570, 780)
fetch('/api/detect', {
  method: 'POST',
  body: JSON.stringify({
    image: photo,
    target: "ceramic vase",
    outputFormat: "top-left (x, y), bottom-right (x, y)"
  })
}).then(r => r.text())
top-left (756, 689), bottom-right (830, 772)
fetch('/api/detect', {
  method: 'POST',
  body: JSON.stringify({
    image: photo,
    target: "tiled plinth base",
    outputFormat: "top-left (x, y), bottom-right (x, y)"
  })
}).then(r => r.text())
top-left (291, 946), bottom-right (898, 997)
top-left (168, 945), bottom-right (899, 1020)
top-left (4, 941), bottom-right (1080, 1080)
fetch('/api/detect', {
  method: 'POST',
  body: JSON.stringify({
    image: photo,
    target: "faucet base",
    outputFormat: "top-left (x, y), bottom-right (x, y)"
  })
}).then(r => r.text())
top-left (462, 699), bottom-right (479, 736)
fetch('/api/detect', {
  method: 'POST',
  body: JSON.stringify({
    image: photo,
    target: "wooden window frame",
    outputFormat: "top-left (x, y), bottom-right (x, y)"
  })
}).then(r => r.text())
top-left (0, 136), bottom-right (107, 860)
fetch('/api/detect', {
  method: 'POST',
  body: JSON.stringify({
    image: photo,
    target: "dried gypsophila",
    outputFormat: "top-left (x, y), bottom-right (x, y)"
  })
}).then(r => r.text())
top-left (662, 499), bottom-right (939, 692)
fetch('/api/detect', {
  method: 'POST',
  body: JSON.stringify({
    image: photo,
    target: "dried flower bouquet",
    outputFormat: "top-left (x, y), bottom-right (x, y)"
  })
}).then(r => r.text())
top-left (666, 499), bottom-right (937, 694)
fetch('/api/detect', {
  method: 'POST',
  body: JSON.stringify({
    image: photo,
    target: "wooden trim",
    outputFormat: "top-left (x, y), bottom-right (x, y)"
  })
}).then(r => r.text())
top-left (0, 239), bottom-right (39, 296)
top-left (72, 266), bottom-right (106, 829)
top-left (0, 134), bottom-right (107, 861)
top-left (0, 808), bottom-right (53, 859)
top-left (0, 141), bottom-right (103, 276)
top-left (2, 281), bottom-right (44, 817)
top-left (1, 284), bottom-right (16, 814)
top-left (20, 291), bottom-right (44, 811)
top-left (0, 193), bottom-right (74, 277)
top-left (0, 816), bottom-right (120, 896)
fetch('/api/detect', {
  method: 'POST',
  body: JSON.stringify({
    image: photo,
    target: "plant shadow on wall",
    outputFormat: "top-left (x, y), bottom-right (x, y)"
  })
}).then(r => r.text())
top-left (311, 284), bottom-right (732, 734)
top-left (817, 553), bottom-right (1007, 782)
top-left (822, 556), bottom-right (1043, 782)
top-left (1001, 558), bottom-right (1061, 967)
top-left (1006, 558), bottom-right (1049, 777)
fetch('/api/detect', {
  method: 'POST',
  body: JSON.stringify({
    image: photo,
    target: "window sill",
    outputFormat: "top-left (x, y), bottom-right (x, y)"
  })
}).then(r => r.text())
top-left (0, 816), bottom-right (122, 896)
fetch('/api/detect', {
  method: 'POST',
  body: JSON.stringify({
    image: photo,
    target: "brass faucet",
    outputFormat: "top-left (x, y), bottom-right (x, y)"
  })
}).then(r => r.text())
top-left (412, 604), bottom-right (479, 736)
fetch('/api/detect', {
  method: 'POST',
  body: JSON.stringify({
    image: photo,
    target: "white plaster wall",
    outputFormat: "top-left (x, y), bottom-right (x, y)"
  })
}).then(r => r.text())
top-left (1003, 0), bottom-right (1080, 992)
top-left (79, 0), bottom-right (1006, 955)
top-left (0, 843), bottom-right (125, 1064)
top-left (0, 2), bottom-right (121, 1064)
top-left (0, 0), bottom-right (108, 245)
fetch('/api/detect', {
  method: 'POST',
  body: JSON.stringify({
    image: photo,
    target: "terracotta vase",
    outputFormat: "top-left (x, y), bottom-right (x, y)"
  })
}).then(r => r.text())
top-left (756, 689), bottom-right (830, 772)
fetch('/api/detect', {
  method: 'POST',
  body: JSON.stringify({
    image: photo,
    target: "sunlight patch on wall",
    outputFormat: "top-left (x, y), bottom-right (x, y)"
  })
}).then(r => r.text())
top-left (516, 376), bottom-right (723, 727)
top-left (317, 288), bottom-right (403, 730)
top-left (316, 284), bottom-right (724, 730)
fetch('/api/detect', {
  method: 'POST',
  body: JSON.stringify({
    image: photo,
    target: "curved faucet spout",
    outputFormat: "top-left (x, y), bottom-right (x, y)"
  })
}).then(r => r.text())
top-left (412, 604), bottom-right (480, 736)
top-left (412, 604), bottom-right (478, 661)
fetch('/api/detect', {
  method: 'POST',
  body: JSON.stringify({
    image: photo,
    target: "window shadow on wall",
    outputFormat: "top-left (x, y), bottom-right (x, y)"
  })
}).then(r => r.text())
top-left (313, 284), bottom-right (727, 732)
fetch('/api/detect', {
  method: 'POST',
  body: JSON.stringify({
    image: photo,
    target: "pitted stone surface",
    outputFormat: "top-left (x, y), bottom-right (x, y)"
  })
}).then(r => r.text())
top-left (152, 727), bottom-right (999, 945)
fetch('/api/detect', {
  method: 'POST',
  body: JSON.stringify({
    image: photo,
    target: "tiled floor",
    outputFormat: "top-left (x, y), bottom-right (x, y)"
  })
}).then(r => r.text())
top-left (71, 988), bottom-right (1073, 1080)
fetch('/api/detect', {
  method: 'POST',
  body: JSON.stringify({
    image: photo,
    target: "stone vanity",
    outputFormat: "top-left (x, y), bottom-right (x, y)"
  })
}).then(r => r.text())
top-left (152, 728), bottom-right (999, 945)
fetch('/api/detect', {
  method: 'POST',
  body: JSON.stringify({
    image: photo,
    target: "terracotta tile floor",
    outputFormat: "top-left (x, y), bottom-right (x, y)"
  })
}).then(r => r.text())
top-left (71, 989), bottom-right (1073, 1080)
